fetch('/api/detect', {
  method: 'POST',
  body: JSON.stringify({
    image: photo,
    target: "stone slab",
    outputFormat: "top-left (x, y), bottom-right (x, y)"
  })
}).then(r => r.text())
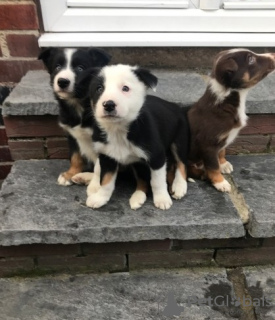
top-left (3, 70), bottom-right (275, 116)
top-left (2, 71), bottom-right (58, 116)
top-left (0, 268), bottom-right (242, 319)
top-left (243, 266), bottom-right (275, 320)
top-left (0, 160), bottom-right (244, 246)
top-left (229, 155), bottom-right (275, 238)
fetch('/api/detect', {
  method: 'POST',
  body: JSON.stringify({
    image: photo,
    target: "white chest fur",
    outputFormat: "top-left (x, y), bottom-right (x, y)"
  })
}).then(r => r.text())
top-left (94, 129), bottom-right (148, 165)
top-left (225, 89), bottom-right (248, 148)
top-left (60, 124), bottom-right (97, 162)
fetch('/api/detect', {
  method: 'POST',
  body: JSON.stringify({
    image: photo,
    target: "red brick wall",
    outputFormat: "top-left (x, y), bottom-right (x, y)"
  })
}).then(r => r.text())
top-left (0, 0), bottom-right (43, 182)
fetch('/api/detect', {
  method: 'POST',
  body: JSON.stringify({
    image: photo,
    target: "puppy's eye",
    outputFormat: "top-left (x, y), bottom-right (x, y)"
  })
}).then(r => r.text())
top-left (122, 86), bottom-right (130, 92)
top-left (76, 65), bottom-right (84, 72)
top-left (55, 64), bottom-right (62, 71)
top-left (97, 85), bottom-right (103, 93)
top-left (248, 55), bottom-right (256, 65)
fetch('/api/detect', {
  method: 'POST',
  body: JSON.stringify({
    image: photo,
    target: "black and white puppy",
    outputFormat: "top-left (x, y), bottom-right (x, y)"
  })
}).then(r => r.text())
top-left (38, 47), bottom-right (111, 185)
top-left (83, 64), bottom-right (189, 210)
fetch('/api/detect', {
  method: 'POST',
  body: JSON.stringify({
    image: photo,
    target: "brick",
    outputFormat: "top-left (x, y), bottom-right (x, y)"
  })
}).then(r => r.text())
top-left (6, 34), bottom-right (39, 58)
top-left (270, 135), bottom-right (275, 152)
top-left (0, 146), bottom-right (12, 161)
top-left (0, 60), bottom-right (43, 83)
top-left (82, 239), bottom-right (172, 255)
top-left (262, 238), bottom-right (275, 247)
top-left (226, 135), bottom-right (270, 155)
top-left (8, 139), bottom-right (45, 160)
top-left (242, 115), bottom-right (275, 135)
top-left (0, 4), bottom-right (38, 30)
top-left (46, 138), bottom-right (69, 159)
top-left (0, 127), bottom-right (8, 145)
top-left (129, 250), bottom-right (214, 270)
top-left (216, 247), bottom-right (275, 267)
top-left (172, 237), bottom-right (260, 250)
top-left (0, 162), bottom-right (12, 179)
top-left (0, 244), bottom-right (81, 258)
top-left (4, 116), bottom-right (65, 138)
top-left (0, 257), bottom-right (34, 277)
top-left (37, 254), bottom-right (126, 272)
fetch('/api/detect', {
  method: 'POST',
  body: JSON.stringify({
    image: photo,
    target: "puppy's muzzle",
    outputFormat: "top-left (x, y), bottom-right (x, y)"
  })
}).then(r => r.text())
top-left (58, 78), bottom-right (70, 89)
top-left (103, 100), bottom-right (117, 116)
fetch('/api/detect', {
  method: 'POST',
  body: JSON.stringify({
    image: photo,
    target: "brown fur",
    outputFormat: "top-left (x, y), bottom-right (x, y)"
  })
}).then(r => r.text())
top-left (187, 49), bottom-right (275, 189)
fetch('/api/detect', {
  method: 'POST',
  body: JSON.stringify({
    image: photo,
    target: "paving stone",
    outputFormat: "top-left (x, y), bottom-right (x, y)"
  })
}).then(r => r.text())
top-left (2, 71), bottom-right (58, 116)
top-left (0, 268), bottom-right (243, 319)
top-left (243, 266), bottom-right (275, 320)
top-left (0, 160), bottom-right (244, 246)
top-left (229, 155), bottom-right (275, 238)
top-left (3, 70), bottom-right (275, 116)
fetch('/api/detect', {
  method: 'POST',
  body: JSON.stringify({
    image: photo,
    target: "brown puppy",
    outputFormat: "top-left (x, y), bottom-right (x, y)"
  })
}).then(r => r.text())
top-left (188, 49), bottom-right (275, 192)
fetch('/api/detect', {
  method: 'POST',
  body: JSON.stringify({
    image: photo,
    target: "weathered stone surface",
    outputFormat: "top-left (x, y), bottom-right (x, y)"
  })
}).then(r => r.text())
top-left (2, 71), bottom-right (58, 116)
top-left (0, 268), bottom-right (242, 319)
top-left (243, 266), bottom-right (275, 319)
top-left (0, 160), bottom-right (244, 246)
top-left (229, 155), bottom-right (275, 238)
top-left (3, 70), bottom-right (275, 116)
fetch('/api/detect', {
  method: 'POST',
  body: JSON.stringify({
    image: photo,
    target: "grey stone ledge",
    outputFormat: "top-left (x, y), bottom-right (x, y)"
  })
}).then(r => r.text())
top-left (0, 159), bottom-right (244, 246)
top-left (229, 155), bottom-right (275, 238)
top-left (3, 70), bottom-right (275, 116)
top-left (0, 268), bottom-right (238, 319)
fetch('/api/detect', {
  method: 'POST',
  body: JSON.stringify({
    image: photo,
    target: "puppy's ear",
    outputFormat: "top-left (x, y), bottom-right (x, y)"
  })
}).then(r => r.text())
top-left (75, 67), bottom-right (100, 99)
top-left (38, 47), bottom-right (57, 70)
top-left (87, 48), bottom-right (112, 67)
top-left (134, 67), bottom-right (158, 90)
top-left (215, 58), bottom-right (239, 88)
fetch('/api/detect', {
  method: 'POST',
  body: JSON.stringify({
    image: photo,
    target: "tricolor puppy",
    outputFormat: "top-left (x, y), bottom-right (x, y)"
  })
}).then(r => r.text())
top-left (188, 49), bottom-right (275, 192)
top-left (39, 47), bottom-right (111, 186)
top-left (83, 64), bottom-right (189, 210)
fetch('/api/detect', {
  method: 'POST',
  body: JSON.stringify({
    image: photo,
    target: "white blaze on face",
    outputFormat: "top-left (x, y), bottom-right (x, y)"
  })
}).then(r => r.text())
top-left (95, 65), bottom-right (147, 124)
top-left (53, 48), bottom-right (76, 98)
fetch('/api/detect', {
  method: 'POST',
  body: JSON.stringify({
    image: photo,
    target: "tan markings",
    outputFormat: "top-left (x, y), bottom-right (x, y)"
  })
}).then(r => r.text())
top-left (218, 149), bottom-right (227, 165)
top-left (242, 72), bottom-right (250, 82)
top-left (177, 161), bottom-right (187, 180)
top-left (62, 152), bottom-right (84, 180)
top-left (207, 169), bottom-right (224, 184)
top-left (135, 177), bottom-right (148, 194)
top-left (101, 172), bottom-right (115, 186)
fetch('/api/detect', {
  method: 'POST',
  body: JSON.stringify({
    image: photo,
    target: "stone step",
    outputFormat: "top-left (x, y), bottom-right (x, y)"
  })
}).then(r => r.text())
top-left (3, 69), bottom-right (275, 117)
top-left (0, 159), bottom-right (244, 246)
top-left (1, 265), bottom-right (275, 319)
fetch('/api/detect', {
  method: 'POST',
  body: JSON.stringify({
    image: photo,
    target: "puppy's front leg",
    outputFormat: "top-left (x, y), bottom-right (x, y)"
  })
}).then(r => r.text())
top-left (219, 149), bottom-right (233, 174)
top-left (150, 163), bottom-right (172, 210)
top-left (203, 150), bottom-right (231, 192)
top-left (86, 155), bottom-right (118, 209)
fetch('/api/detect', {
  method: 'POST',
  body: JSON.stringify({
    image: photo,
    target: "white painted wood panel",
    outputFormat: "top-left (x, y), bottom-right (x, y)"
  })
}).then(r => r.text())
top-left (67, 0), bottom-right (189, 8)
top-left (224, 1), bottom-right (275, 9)
top-left (38, 32), bottom-right (275, 47)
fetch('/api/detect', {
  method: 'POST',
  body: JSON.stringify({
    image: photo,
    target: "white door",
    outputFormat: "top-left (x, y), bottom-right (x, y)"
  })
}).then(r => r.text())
top-left (38, 0), bottom-right (275, 47)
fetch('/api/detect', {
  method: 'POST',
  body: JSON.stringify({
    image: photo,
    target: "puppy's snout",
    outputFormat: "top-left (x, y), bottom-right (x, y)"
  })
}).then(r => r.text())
top-left (58, 78), bottom-right (70, 89)
top-left (103, 100), bottom-right (116, 113)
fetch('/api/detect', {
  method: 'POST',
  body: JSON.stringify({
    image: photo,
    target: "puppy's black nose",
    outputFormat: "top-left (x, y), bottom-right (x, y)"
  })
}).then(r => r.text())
top-left (103, 100), bottom-right (116, 112)
top-left (58, 78), bottom-right (70, 89)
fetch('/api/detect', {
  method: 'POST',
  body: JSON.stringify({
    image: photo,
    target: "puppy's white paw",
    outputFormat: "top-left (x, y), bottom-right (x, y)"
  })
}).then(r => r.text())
top-left (86, 193), bottom-right (109, 209)
top-left (71, 172), bottom-right (94, 185)
top-left (153, 192), bottom-right (172, 210)
top-left (214, 179), bottom-right (231, 192)
top-left (87, 180), bottom-right (101, 196)
top-left (57, 173), bottom-right (72, 186)
top-left (129, 190), bottom-right (147, 210)
top-left (220, 161), bottom-right (234, 174)
top-left (171, 179), bottom-right (187, 200)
